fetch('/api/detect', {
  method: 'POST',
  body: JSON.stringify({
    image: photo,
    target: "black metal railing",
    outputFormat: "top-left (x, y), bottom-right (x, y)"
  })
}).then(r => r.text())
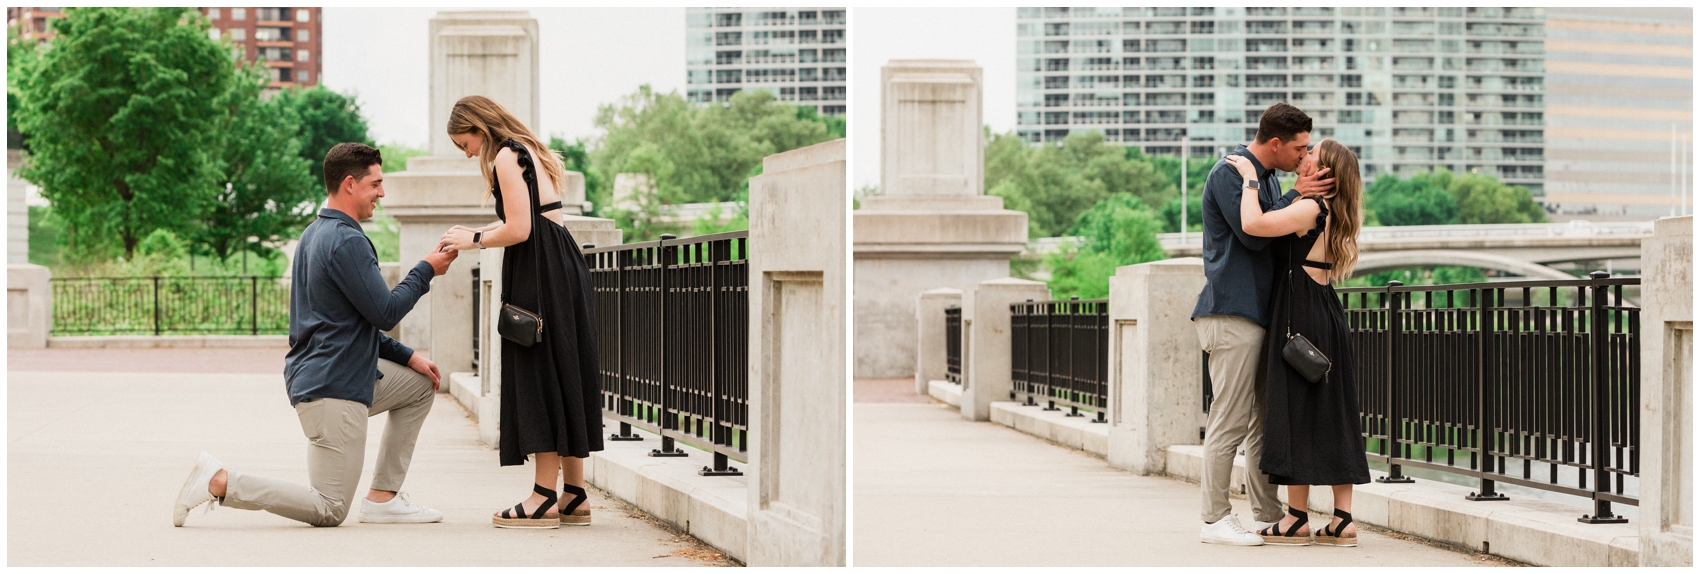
top-left (51, 276), bottom-right (289, 335)
top-left (945, 306), bottom-right (963, 383)
top-left (585, 231), bottom-right (749, 476)
top-left (471, 266), bottom-right (481, 371)
top-left (1331, 272), bottom-right (1639, 522)
top-left (1010, 296), bottom-right (1110, 422)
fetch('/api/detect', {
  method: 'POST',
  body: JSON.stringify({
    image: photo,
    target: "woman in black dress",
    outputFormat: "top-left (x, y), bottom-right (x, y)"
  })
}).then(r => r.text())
top-left (438, 95), bottom-right (602, 529)
top-left (1223, 138), bottom-right (1371, 547)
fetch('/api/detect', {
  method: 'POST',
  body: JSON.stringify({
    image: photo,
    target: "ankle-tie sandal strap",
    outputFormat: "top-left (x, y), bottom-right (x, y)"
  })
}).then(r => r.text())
top-left (1327, 509), bottom-right (1353, 537)
top-left (1261, 507), bottom-right (1310, 537)
top-left (561, 484), bottom-right (588, 515)
top-left (531, 484), bottom-right (559, 519)
top-left (500, 484), bottom-right (559, 519)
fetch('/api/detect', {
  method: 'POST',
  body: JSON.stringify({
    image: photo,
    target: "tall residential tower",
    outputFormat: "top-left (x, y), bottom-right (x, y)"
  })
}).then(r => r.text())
top-left (1015, 8), bottom-right (1548, 197)
top-left (686, 7), bottom-right (847, 116)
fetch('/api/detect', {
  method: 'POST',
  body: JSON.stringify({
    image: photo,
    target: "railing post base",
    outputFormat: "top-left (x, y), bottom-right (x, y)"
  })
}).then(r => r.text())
top-left (1064, 405), bottom-right (1084, 418)
top-left (1041, 399), bottom-right (1061, 412)
top-left (1467, 478), bottom-right (1508, 501)
top-left (1579, 501), bottom-right (1627, 524)
top-left (609, 421), bottom-right (643, 442)
top-left (1091, 411), bottom-right (1107, 424)
top-left (1377, 464), bottom-right (1416, 484)
top-left (698, 453), bottom-right (744, 477)
top-left (649, 436), bottom-right (688, 458)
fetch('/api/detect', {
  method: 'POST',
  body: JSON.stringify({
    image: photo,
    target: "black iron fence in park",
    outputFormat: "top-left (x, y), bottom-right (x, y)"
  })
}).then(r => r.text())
top-left (945, 306), bottom-right (962, 383)
top-left (1335, 272), bottom-right (1640, 523)
top-left (50, 276), bottom-right (289, 336)
top-left (1009, 296), bottom-right (1110, 422)
top-left (585, 232), bottom-right (750, 476)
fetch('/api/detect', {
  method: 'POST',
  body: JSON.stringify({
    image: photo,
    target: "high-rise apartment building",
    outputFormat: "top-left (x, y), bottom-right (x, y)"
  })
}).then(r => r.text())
top-left (1016, 7), bottom-right (1548, 197)
top-left (1542, 8), bottom-right (1693, 220)
top-left (6, 7), bottom-right (65, 44)
top-left (202, 7), bottom-right (323, 90)
top-left (7, 7), bottom-right (322, 91)
top-left (686, 7), bottom-right (847, 116)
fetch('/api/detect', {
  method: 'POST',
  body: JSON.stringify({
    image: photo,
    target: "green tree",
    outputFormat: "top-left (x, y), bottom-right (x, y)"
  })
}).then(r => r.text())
top-left (1044, 193), bottom-right (1167, 299)
top-left (1414, 168), bottom-right (1546, 225)
top-left (197, 65), bottom-right (320, 263)
top-left (549, 136), bottom-right (604, 212)
top-left (15, 8), bottom-right (234, 259)
top-left (377, 142), bottom-right (426, 174)
top-left (985, 130), bottom-right (1170, 238)
top-left (273, 85), bottom-right (374, 183)
top-left (1364, 174), bottom-right (1458, 226)
top-left (8, 22), bottom-right (42, 150)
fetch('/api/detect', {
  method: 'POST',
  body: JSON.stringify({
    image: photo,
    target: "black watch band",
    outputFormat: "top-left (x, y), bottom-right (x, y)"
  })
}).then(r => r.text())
top-left (473, 231), bottom-right (483, 249)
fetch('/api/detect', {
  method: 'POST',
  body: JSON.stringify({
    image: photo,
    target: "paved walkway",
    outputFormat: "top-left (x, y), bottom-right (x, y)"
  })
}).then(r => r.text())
top-left (852, 379), bottom-right (1510, 567)
top-left (7, 348), bottom-right (731, 567)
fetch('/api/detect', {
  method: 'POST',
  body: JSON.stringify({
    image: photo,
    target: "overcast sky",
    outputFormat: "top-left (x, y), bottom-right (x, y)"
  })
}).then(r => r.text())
top-left (852, 8), bottom-right (1016, 190)
top-left (321, 7), bottom-right (686, 149)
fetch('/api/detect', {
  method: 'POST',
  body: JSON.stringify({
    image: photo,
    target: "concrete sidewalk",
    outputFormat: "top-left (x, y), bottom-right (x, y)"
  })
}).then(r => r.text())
top-left (6, 365), bottom-right (732, 567)
top-left (853, 399), bottom-right (1514, 567)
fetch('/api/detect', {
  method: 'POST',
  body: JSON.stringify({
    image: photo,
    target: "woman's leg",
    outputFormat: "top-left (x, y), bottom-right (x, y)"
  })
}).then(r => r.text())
top-left (558, 456), bottom-right (587, 514)
top-left (1275, 485), bottom-right (1310, 533)
top-left (516, 452), bottom-right (560, 512)
top-left (1330, 485), bottom-right (1355, 535)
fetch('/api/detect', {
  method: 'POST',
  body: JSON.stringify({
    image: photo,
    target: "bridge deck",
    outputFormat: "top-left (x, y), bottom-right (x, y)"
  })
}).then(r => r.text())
top-left (853, 379), bottom-right (1512, 567)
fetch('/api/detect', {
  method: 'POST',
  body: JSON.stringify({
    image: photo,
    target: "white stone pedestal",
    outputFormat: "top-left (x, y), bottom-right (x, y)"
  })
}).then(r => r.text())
top-left (964, 278), bottom-right (1050, 421)
top-left (853, 60), bottom-right (1027, 379)
top-left (1638, 215), bottom-right (1693, 566)
top-left (914, 288), bottom-right (961, 395)
top-left (8, 264), bottom-right (49, 348)
top-left (746, 139), bottom-right (846, 566)
top-left (1104, 258), bottom-right (1208, 475)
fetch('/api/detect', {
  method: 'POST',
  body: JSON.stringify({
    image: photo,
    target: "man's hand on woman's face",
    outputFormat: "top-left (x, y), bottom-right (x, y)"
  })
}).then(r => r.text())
top-left (1294, 166), bottom-right (1336, 197)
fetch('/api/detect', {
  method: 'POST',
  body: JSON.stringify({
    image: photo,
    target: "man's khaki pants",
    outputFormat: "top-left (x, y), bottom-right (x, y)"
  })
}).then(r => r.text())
top-left (222, 359), bottom-right (434, 527)
top-left (1195, 315), bottom-right (1282, 524)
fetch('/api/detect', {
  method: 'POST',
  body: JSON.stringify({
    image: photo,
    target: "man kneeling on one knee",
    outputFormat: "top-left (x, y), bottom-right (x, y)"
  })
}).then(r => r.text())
top-left (173, 143), bottom-right (458, 527)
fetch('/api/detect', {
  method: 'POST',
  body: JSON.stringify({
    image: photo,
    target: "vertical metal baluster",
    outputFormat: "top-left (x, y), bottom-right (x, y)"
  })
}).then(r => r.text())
top-left (1381, 281), bottom-right (1414, 483)
top-left (653, 235), bottom-right (686, 457)
top-left (1581, 271), bottom-right (1624, 523)
top-left (1470, 286), bottom-right (1507, 500)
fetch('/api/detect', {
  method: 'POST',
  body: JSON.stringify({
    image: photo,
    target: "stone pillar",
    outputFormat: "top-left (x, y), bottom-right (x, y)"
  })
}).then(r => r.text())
top-left (8, 264), bottom-right (50, 348)
top-left (385, 10), bottom-right (607, 381)
top-left (8, 150), bottom-right (28, 265)
top-left (474, 246), bottom-right (504, 448)
top-left (746, 139), bottom-right (846, 566)
top-left (853, 60), bottom-right (1028, 379)
top-left (1638, 215), bottom-right (1693, 567)
top-left (914, 288), bottom-right (962, 394)
top-left (427, 11), bottom-right (539, 159)
top-left (1105, 258), bottom-right (1209, 475)
top-left (964, 278), bottom-right (1050, 421)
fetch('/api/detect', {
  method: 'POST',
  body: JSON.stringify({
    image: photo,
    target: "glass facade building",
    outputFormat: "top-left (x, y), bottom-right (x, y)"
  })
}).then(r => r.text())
top-left (686, 7), bottom-right (848, 116)
top-left (1015, 7), bottom-right (1548, 196)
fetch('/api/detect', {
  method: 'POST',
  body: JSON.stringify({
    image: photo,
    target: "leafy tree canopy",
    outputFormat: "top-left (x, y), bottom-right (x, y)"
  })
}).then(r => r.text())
top-left (986, 130), bottom-right (1171, 238)
top-left (15, 7), bottom-right (235, 260)
top-left (273, 85), bottom-right (374, 184)
top-left (198, 64), bottom-right (320, 262)
top-left (1044, 193), bottom-right (1167, 299)
top-left (1365, 174), bottom-right (1459, 226)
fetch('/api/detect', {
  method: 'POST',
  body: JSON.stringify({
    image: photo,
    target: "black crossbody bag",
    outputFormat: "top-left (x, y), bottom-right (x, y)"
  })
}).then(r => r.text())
top-left (1281, 226), bottom-right (1332, 383)
top-left (495, 144), bottom-right (546, 348)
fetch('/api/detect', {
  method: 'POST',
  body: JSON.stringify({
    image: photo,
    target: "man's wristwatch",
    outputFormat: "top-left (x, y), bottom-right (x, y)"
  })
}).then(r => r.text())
top-left (473, 231), bottom-right (484, 249)
top-left (1243, 179), bottom-right (1260, 191)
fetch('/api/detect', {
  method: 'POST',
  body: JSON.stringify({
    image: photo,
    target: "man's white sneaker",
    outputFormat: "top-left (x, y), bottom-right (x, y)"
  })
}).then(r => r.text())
top-left (1200, 514), bottom-right (1265, 546)
top-left (173, 452), bottom-right (223, 527)
top-left (359, 492), bottom-right (444, 524)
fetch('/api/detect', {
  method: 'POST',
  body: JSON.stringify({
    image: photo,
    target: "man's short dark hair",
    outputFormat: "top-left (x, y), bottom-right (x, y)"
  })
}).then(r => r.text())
top-left (1254, 103), bottom-right (1313, 145)
top-left (323, 143), bottom-right (383, 194)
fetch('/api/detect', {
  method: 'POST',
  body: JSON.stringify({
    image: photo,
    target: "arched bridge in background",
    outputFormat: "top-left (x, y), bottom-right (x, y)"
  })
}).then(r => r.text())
top-left (1030, 221), bottom-right (1654, 279)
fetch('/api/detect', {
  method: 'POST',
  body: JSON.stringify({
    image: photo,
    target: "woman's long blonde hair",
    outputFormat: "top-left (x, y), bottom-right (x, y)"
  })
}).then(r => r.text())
top-left (446, 95), bottom-right (566, 200)
top-left (1314, 138), bottom-right (1363, 282)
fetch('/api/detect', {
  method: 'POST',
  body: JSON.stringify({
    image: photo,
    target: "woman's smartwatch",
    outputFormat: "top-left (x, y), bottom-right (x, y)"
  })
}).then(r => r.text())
top-left (473, 231), bottom-right (484, 249)
top-left (1243, 179), bottom-right (1260, 191)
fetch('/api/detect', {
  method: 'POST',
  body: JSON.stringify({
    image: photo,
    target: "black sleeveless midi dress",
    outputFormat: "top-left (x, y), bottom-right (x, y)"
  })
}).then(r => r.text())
top-left (492, 139), bottom-right (604, 465)
top-left (1257, 197), bottom-right (1372, 486)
